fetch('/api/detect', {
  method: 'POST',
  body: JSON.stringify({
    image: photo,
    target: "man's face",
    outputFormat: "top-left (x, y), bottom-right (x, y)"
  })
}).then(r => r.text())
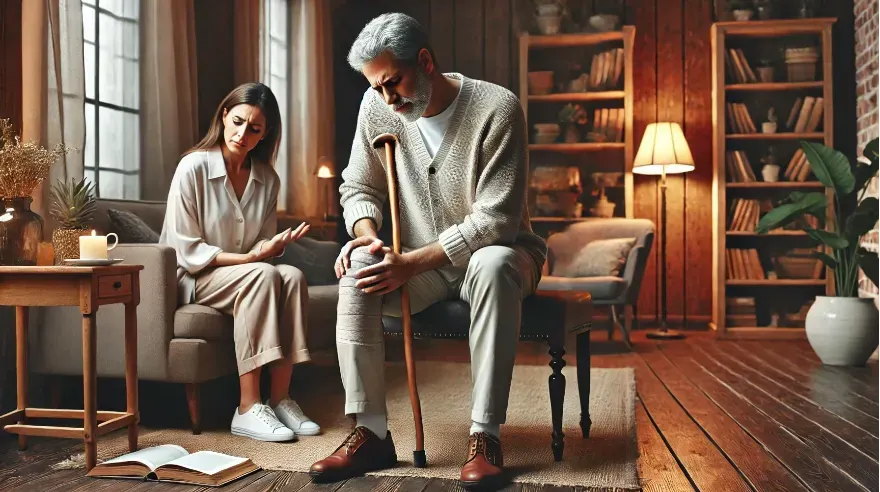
top-left (361, 50), bottom-right (433, 123)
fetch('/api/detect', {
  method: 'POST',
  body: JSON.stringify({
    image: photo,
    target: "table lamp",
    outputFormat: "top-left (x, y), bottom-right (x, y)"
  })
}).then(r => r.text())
top-left (315, 156), bottom-right (335, 221)
top-left (632, 122), bottom-right (695, 340)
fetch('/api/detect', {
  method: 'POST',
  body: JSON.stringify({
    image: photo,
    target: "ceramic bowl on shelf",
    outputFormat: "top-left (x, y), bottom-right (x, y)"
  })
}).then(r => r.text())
top-left (534, 123), bottom-right (560, 134)
top-left (533, 132), bottom-right (560, 144)
top-left (527, 71), bottom-right (554, 95)
top-left (588, 14), bottom-right (619, 32)
top-left (536, 14), bottom-right (562, 35)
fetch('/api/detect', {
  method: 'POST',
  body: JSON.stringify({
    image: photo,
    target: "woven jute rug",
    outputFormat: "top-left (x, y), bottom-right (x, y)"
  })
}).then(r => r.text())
top-left (77, 361), bottom-right (638, 489)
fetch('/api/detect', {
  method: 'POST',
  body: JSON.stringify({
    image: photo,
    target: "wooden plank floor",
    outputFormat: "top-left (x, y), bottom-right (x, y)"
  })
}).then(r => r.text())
top-left (1, 331), bottom-right (877, 492)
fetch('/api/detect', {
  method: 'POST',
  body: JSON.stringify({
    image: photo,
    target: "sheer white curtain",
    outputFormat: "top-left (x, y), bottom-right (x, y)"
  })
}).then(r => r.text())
top-left (286, 0), bottom-right (335, 218)
top-left (22, 0), bottom-right (86, 229)
top-left (261, 0), bottom-right (290, 211)
top-left (139, 0), bottom-right (199, 200)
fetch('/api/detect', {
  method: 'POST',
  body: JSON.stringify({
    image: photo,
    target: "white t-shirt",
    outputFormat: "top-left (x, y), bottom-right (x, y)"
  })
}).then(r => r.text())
top-left (416, 86), bottom-right (461, 158)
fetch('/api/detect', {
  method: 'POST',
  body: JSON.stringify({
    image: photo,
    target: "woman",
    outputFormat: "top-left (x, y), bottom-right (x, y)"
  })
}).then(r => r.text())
top-left (160, 82), bottom-right (320, 442)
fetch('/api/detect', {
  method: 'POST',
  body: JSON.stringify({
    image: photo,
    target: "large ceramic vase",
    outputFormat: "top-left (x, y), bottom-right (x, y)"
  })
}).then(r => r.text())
top-left (805, 296), bottom-right (880, 366)
top-left (0, 197), bottom-right (44, 266)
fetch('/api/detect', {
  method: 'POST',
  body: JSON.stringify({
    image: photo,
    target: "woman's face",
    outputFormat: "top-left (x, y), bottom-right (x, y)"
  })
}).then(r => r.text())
top-left (222, 104), bottom-right (266, 158)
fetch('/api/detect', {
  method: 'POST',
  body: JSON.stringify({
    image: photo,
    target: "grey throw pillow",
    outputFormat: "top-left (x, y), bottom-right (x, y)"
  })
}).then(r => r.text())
top-left (552, 237), bottom-right (637, 278)
top-left (107, 208), bottom-right (160, 243)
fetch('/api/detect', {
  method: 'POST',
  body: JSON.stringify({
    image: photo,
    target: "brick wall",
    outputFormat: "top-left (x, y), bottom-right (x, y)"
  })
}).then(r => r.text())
top-left (855, 0), bottom-right (879, 302)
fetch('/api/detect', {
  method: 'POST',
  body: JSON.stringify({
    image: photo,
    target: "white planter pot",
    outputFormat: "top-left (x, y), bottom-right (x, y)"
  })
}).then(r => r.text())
top-left (805, 296), bottom-right (880, 366)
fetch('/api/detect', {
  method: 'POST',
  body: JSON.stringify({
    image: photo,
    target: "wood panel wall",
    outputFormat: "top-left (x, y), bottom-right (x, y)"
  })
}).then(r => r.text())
top-left (332, 0), bottom-right (857, 328)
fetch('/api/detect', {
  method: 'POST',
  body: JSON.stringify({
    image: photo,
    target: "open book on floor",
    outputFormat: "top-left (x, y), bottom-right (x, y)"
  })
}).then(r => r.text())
top-left (86, 444), bottom-right (260, 486)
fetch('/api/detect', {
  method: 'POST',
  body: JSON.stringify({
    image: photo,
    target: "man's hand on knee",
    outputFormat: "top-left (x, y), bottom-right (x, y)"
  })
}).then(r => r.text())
top-left (335, 236), bottom-right (385, 279)
top-left (354, 248), bottom-right (415, 295)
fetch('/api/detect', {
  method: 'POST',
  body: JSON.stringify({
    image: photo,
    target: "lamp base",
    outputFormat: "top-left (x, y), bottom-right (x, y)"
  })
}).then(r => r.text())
top-left (646, 327), bottom-right (686, 340)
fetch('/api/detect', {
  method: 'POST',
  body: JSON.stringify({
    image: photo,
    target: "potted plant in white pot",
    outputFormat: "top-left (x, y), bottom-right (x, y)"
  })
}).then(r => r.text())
top-left (757, 138), bottom-right (879, 366)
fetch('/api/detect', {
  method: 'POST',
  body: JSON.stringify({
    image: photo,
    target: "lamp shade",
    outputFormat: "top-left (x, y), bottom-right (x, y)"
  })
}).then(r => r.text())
top-left (315, 156), bottom-right (335, 179)
top-left (633, 122), bottom-right (695, 175)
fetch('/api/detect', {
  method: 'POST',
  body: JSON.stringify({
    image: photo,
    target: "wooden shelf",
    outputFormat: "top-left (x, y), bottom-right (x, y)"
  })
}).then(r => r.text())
top-left (726, 279), bottom-right (827, 286)
top-left (529, 142), bottom-right (625, 152)
top-left (726, 132), bottom-right (825, 140)
top-left (525, 30), bottom-right (627, 48)
top-left (725, 81), bottom-right (824, 91)
top-left (531, 217), bottom-right (592, 223)
top-left (726, 181), bottom-right (825, 189)
top-left (726, 230), bottom-right (807, 236)
top-left (712, 18), bottom-right (835, 340)
top-left (528, 91), bottom-right (624, 102)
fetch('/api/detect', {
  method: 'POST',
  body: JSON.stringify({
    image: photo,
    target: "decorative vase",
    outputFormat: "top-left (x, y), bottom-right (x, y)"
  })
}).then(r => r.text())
top-left (0, 197), bottom-right (44, 266)
top-left (52, 227), bottom-right (90, 264)
top-left (564, 124), bottom-right (580, 143)
top-left (732, 9), bottom-right (754, 21)
top-left (805, 296), bottom-right (880, 366)
top-left (761, 164), bottom-right (780, 182)
top-left (762, 121), bottom-right (777, 134)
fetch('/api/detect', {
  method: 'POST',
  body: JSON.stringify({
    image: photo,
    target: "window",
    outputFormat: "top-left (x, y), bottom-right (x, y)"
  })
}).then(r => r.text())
top-left (261, 0), bottom-right (289, 211)
top-left (82, 0), bottom-right (140, 199)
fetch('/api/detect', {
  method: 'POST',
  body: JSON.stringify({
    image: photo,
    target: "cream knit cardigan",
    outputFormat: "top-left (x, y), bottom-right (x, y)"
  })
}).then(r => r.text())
top-left (339, 73), bottom-right (547, 273)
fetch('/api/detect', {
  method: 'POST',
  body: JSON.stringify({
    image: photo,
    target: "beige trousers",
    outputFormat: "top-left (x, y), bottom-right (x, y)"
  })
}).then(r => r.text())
top-left (193, 263), bottom-right (310, 376)
top-left (336, 245), bottom-right (539, 424)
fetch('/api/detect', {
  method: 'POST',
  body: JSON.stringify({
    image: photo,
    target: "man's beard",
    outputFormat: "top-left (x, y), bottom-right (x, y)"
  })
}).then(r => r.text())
top-left (392, 68), bottom-right (432, 123)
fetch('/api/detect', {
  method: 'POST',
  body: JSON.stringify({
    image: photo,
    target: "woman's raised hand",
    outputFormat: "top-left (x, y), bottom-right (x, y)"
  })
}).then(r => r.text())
top-left (256, 222), bottom-right (310, 260)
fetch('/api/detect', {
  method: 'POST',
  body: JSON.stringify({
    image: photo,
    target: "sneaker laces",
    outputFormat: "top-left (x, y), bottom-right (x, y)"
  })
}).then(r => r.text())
top-left (254, 405), bottom-right (287, 431)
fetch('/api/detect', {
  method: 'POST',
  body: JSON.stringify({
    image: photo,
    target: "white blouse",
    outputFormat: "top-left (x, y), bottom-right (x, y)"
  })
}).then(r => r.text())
top-left (159, 145), bottom-right (280, 304)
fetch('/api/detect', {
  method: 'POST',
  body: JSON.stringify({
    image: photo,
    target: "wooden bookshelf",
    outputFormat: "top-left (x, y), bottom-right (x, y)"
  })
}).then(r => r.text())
top-left (711, 18), bottom-right (836, 340)
top-left (518, 28), bottom-right (635, 235)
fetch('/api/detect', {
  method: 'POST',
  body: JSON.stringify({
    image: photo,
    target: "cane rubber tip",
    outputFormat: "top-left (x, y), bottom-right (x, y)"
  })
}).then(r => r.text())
top-left (413, 450), bottom-right (427, 468)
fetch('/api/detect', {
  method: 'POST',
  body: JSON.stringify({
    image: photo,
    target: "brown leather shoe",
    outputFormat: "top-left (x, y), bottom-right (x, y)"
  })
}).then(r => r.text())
top-left (460, 432), bottom-right (505, 489)
top-left (309, 426), bottom-right (397, 482)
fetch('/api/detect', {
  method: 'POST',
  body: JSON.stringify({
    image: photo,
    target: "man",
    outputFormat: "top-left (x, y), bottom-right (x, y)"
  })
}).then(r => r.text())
top-left (309, 12), bottom-right (546, 489)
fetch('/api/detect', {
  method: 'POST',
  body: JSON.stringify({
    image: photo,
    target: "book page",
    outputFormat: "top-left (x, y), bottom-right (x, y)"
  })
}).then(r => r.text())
top-left (161, 450), bottom-right (249, 476)
top-left (99, 444), bottom-right (188, 471)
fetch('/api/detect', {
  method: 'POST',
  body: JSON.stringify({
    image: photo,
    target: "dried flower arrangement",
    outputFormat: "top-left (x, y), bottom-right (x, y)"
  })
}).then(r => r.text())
top-left (0, 118), bottom-right (73, 199)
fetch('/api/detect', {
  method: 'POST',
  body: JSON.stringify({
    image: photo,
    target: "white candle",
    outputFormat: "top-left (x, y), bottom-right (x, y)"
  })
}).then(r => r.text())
top-left (79, 230), bottom-right (118, 260)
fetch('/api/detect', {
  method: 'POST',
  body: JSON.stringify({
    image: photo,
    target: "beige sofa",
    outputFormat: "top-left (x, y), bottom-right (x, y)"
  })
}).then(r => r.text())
top-left (28, 199), bottom-right (341, 433)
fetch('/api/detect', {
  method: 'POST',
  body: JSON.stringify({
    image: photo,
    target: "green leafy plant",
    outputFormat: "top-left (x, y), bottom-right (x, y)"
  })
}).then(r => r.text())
top-left (757, 138), bottom-right (879, 297)
top-left (49, 177), bottom-right (97, 229)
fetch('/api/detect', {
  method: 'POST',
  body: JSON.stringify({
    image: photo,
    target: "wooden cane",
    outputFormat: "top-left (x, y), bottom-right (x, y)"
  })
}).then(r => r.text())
top-left (371, 133), bottom-right (427, 468)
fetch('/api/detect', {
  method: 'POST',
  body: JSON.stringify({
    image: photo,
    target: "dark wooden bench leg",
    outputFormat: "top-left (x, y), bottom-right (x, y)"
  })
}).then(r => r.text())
top-left (185, 383), bottom-right (201, 435)
top-left (576, 331), bottom-right (591, 439)
top-left (548, 344), bottom-right (566, 461)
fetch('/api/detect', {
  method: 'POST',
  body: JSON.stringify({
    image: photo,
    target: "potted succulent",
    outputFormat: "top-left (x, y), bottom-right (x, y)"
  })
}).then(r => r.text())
top-left (757, 138), bottom-right (879, 366)
top-left (49, 177), bottom-right (97, 264)
top-left (762, 106), bottom-right (778, 134)
top-left (558, 103), bottom-right (587, 143)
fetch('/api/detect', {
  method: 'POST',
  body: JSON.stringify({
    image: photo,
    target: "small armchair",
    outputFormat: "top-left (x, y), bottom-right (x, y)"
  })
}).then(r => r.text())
top-left (537, 218), bottom-right (654, 344)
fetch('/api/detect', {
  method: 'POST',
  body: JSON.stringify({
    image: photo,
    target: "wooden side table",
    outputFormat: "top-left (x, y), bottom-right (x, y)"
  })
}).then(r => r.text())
top-left (0, 265), bottom-right (142, 471)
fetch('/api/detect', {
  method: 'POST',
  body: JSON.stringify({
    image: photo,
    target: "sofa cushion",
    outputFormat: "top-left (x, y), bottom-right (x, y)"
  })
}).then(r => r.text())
top-left (537, 275), bottom-right (627, 300)
top-left (552, 237), bottom-right (636, 278)
top-left (174, 304), bottom-right (233, 340)
top-left (306, 284), bottom-right (338, 352)
top-left (108, 208), bottom-right (160, 243)
top-left (94, 199), bottom-right (167, 236)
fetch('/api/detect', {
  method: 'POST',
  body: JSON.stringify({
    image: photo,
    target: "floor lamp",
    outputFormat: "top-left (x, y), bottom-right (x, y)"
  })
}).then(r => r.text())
top-left (632, 122), bottom-right (695, 340)
top-left (315, 156), bottom-right (336, 222)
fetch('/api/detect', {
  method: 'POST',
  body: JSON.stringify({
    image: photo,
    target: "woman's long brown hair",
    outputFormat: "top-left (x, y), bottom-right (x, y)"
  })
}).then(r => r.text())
top-left (183, 82), bottom-right (282, 166)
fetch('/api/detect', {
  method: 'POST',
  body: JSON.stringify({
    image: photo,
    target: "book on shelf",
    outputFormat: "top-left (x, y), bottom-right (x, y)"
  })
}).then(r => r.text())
top-left (725, 248), bottom-right (765, 280)
top-left (786, 96), bottom-right (824, 133)
top-left (589, 107), bottom-right (625, 142)
top-left (725, 150), bottom-right (757, 182)
top-left (725, 48), bottom-right (757, 84)
top-left (726, 103), bottom-right (756, 134)
top-left (728, 198), bottom-right (762, 231)
top-left (782, 148), bottom-right (816, 181)
top-left (588, 47), bottom-right (624, 90)
top-left (86, 444), bottom-right (260, 487)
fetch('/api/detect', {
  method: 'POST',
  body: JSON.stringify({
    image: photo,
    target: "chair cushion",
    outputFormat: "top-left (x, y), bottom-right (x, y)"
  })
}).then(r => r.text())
top-left (382, 295), bottom-right (584, 342)
top-left (174, 304), bottom-right (232, 340)
top-left (552, 237), bottom-right (636, 277)
top-left (538, 275), bottom-right (626, 300)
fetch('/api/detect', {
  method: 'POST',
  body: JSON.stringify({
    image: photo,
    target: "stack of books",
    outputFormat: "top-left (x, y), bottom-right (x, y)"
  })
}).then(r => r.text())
top-left (587, 48), bottom-right (625, 90)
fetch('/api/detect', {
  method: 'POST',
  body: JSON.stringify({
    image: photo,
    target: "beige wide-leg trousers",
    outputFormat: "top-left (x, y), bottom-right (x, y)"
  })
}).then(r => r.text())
top-left (336, 245), bottom-right (539, 424)
top-left (193, 263), bottom-right (311, 376)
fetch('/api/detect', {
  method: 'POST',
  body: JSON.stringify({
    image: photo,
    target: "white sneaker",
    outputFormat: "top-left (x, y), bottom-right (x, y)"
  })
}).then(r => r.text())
top-left (231, 403), bottom-right (296, 442)
top-left (268, 398), bottom-right (321, 436)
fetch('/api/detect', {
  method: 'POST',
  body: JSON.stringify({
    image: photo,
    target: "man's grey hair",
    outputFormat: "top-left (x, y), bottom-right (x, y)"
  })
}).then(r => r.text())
top-left (347, 13), bottom-right (433, 72)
